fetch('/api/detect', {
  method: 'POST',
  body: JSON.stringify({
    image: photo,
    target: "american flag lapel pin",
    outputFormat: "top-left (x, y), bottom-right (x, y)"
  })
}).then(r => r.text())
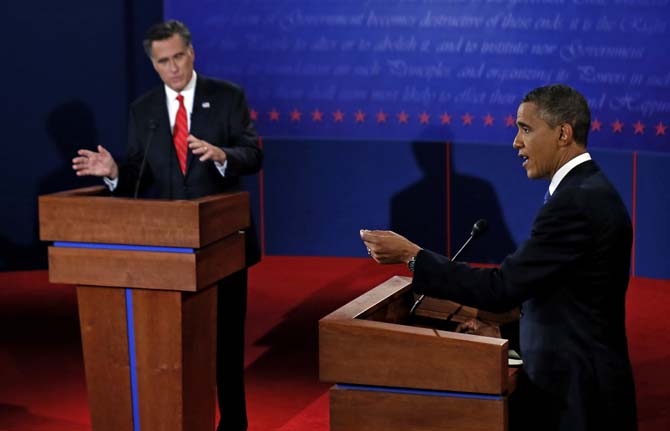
top-left (202, 102), bottom-right (211, 108)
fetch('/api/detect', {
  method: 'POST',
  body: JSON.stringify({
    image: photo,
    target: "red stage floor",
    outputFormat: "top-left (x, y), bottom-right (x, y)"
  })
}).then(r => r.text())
top-left (1, 257), bottom-right (668, 430)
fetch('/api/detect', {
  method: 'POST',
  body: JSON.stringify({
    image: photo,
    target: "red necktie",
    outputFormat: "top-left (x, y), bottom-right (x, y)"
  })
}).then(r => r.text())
top-left (173, 94), bottom-right (188, 174)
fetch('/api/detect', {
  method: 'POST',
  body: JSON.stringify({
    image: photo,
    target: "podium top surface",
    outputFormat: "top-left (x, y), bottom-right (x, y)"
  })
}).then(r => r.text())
top-left (39, 186), bottom-right (250, 248)
top-left (319, 276), bottom-right (510, 394)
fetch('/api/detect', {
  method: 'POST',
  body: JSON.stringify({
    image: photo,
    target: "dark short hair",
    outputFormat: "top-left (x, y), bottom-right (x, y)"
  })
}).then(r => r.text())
top-left (143, 20), bottom-right (192, 58)
top-left (521, 84), bottom-right (591, 147)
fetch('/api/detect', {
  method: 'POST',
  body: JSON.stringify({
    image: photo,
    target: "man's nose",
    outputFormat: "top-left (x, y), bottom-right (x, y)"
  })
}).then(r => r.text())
top-left (512, 133), bottom-right (522, 148)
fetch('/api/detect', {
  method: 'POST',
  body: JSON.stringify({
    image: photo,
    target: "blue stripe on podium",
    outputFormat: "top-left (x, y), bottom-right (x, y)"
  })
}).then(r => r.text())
top-left (125, 289), bottom-right (141, 431)
top-left (335, 383), bottom-right (503, 400)
top-left (54, 241), bottom-right (194, 253)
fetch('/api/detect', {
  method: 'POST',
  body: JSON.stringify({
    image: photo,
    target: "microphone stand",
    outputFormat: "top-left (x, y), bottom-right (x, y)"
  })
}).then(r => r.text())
top-left (409, 219), bottom-right (488, 316)
top-left (133, 121), bottom-right (158, 199)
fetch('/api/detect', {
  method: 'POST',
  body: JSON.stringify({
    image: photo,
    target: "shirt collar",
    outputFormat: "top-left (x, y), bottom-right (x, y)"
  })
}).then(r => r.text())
top-left (549, 152), bottom-right (592, 195)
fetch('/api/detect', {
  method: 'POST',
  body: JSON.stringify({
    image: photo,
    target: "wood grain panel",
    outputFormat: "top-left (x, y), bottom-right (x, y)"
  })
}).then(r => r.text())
top-left (326, 276), bottom-right (413, 320)
top-left (330, 386), bottom-right (508, 431)
top-left (320, 319), bottom-right (507, 394)
top-left (48, 233), bottom-right (244, 292)
top-left (48, 246), bottom-right (197, 291)
top-left (132, 290), bottom-right (184, 431)
top-left (182, 288), bottom-right (217, 431)
top-left (195, 233), bottom-right (245, 289)
top-left (77, 286), bottom-right (134, 431)
top-left (40, 193), bottom-right (199, 247)
top-left (39, 187), bottom-right (249, 247)
top-left (416, 296), bottom-right (520, 325)
top-left (198, 192), bottom-right (249, 248)
top-left (320, 276), bottom-right (508, 394)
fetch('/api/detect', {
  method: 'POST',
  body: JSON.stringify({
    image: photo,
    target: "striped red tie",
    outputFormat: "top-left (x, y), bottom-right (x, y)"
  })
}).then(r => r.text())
top-left (173, 94), bottom-right (188, 174)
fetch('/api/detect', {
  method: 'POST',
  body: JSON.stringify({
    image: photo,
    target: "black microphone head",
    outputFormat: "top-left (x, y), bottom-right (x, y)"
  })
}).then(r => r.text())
top-left (471, 219), bottom-right (488, 238)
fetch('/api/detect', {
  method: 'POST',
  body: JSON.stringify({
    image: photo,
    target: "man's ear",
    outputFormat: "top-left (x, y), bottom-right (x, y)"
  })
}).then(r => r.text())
top-left (558, 123), bottom-right (574, 145)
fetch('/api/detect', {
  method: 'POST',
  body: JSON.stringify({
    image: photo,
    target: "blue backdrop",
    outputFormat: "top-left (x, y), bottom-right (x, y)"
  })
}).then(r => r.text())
top-left (167, 0), bottom-right (670, 152)
top-left (1, 0), bottom-right (162, 270)
top-left (162, 0), bottom-right (670, 279)
top-left (3, 1), bottom-right (668, 281)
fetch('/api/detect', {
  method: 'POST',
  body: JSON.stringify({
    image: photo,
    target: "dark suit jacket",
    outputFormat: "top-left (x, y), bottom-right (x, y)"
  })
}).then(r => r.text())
top-left (115, 75), bottom-right (262, 264)
top-left (413, 160), bottom-right (637, 431)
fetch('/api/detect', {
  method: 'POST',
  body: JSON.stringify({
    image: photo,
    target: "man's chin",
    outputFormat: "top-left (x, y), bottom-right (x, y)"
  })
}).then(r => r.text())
top-left (167, 82), bottom-right (185, 92)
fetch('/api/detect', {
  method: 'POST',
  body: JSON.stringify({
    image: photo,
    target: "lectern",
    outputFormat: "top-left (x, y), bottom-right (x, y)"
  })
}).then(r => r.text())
top-left (319, 276), bottom-right (519, 431)
top-left (38, 186), bottom-right (249, 431)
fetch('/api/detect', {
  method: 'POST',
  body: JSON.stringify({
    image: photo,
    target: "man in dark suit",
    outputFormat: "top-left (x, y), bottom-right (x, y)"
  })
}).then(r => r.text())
top-left (361, 84), bottom-right (637, 431)
top-left (72, 20), bottom-right (260, 431)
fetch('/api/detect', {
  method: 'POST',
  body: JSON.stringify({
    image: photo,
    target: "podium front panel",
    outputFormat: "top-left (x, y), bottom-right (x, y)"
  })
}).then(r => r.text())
top-left (330, 385), bottom-right (507, 431)
top-left (319, 276), bottom-right (508, 394)
top-left (47, 232), bottom-right (244, 292)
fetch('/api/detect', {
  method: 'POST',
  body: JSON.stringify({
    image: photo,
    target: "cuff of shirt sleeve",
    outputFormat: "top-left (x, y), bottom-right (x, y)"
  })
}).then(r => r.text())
top-left (103, 176), bottom-right (118, 191)
top-left (214, 159), bottom-right (228, 177)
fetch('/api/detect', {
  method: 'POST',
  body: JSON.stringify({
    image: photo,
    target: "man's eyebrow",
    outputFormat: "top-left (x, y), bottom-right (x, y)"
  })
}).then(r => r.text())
top-left (517, 120), bottom-right (531, 128)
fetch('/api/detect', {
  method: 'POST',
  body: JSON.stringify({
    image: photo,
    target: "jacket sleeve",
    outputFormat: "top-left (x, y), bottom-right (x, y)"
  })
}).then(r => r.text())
top-left (219, 88), bottom-right (262, 176)
top-left (412, 190), bottom-right (591, 312)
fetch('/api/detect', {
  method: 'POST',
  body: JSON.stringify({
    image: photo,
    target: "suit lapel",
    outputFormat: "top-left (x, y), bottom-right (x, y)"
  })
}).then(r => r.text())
top-left (186, 77), bottom-right (215, 175)
top-left (151, 89), bottom-right (173, 155)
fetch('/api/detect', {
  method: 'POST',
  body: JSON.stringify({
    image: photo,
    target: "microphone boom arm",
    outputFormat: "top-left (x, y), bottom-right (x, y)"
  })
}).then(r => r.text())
top-left (409, 219), bottom-right (488, 316)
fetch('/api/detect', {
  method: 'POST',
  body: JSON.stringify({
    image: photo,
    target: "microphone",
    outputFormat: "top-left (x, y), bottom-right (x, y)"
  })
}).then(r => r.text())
top-left (409, 219), bottom-right (488, 316)
top-left (133, 120), bottom-right (158, 199)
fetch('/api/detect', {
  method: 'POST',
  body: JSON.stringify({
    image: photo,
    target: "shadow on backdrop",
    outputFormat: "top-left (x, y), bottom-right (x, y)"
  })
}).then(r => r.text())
top-left (391, 138), bottom-right (448, 255)
top-left (449, 143), bottom-right (517, 263)
top-left (391, 134), bottom-right (516, 263)
top-left (0, 101), bottom-right (99, 270)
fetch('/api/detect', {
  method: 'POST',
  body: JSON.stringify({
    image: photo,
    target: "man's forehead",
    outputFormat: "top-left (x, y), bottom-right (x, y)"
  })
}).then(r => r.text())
top-left (517, 102), bottom-right (542, 121)
top-left (151, 36), bottom-right (189, 57)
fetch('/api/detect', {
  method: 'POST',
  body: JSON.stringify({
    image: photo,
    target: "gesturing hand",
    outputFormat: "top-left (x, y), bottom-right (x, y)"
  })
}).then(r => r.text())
top-left (188, 134), bottom-right (227, 163)
top-left (72, 145), bottom-right (118, 179)
top-left (360, 229), bottom-right (422, 264)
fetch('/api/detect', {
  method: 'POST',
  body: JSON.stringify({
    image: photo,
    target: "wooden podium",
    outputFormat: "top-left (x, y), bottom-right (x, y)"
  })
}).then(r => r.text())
top-left (38, 186), bottom-right (249, 431)
top-left (319, 276), bottom-right (519, 431)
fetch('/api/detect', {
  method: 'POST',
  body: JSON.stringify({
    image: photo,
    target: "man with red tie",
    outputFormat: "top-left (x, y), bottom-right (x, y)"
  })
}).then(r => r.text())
top-left (73, 20), bottom-right (261, 431)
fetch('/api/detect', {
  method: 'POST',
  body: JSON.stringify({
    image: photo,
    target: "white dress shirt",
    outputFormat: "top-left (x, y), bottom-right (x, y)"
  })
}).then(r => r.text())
top-left (548, 152), bottom-right (592, 196)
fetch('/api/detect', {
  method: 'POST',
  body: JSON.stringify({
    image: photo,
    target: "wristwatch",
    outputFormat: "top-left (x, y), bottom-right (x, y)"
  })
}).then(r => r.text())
top-left (407, 256), bottom-right (417, 273)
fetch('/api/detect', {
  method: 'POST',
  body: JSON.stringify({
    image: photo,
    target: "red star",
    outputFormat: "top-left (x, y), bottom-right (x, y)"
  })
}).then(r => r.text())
top-left (462, 113), bottom-right (474, 126)
top-left (290, 108), bottom-right (302, 122)
top-left (419, 112), bottom-right (430, 125)
top-left (333, 110), bottom-right (344, 123)
top-left (505, 114), bottom-right (515, 127)
top-left (397, 111), bottom-right (409, 124)
top-left (591, 118), bottom-right (602, 132)
top-left (633, 120), bottom-right (645, 135)
top-left (656, 122), bottom-right (667, 136)
top-left (376, 111), bottom-right (387, 123)
top-left (354, 110), bottom-right (366, 123)
top-left (612, 120), bottom-right (624, 133)
top-left (311, 109), bottom-right (323, 122)
top-left (249, 109), bottom-right (258, 121)
top-left (269, 109), bottom-right (280, 122)
top-left (440, 112), bottom-right (452, 125)
top-left (483, 113), bottom-right (494, 127)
